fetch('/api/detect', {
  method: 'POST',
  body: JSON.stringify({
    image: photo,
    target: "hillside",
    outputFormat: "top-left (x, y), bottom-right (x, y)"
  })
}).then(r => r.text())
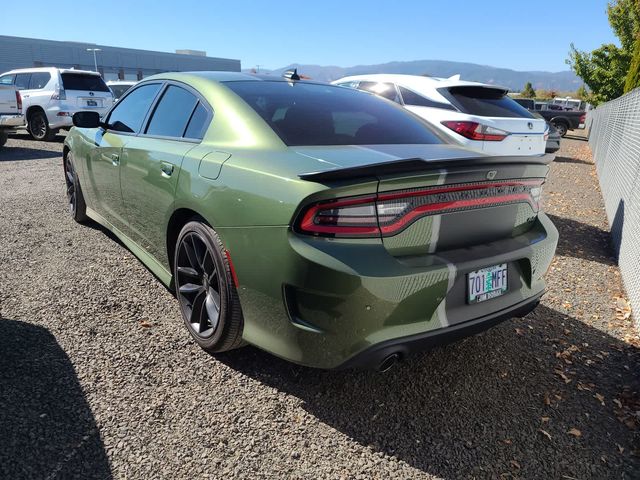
top-left (245, 60), bottom-right (581, 91)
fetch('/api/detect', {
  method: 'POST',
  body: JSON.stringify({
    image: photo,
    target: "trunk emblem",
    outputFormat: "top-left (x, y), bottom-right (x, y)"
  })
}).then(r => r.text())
top-left (486, 170), bottom-right (497, 180)
top-left (527, 122), bottom-right (533, 129)
top-left (89, 91), bottom-right (94, 96)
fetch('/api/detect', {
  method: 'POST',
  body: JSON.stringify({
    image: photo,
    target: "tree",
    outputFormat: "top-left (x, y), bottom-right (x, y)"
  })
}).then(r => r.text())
top-left (576, 85), bottom-right (589, 100)
top-left (625, 35), bottom-right (640, 92)
top-left (521, 82), bottom-right (536, 98)
top-left (567, 0), bottom-right (640, 104)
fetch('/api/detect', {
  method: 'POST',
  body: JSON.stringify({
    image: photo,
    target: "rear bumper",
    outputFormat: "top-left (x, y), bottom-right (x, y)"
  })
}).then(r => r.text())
top-left (338, 293), bottom-right (542, 370)
top-left (46, 105), bottom-right (110, 130)
top-left (0, 114), bottom-right (25, 128)
top-left (221, 213), bottom-right (558, 369)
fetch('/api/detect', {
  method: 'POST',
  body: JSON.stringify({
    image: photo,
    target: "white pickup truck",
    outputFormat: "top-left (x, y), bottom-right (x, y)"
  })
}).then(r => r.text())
top-left (0, 84), bottom-right (25, 147)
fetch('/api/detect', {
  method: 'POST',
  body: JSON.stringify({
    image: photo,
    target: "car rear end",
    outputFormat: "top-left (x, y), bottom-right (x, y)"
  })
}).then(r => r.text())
top-left (216, 79), bottom-right (558, 370)
top-left (408, 84), bottom-right (547, 156)
top-left (277, 149), bottom-right (557, 369)
top-left (48, 70), bottom-right (114, 129)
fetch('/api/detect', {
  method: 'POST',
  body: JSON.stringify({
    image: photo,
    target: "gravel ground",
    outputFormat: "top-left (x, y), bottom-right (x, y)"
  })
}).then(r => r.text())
top-left (0, 131), bottom-right (638, 480)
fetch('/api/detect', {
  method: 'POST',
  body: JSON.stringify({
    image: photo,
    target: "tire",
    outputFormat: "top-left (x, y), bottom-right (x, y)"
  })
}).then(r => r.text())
top-left (552, 121), bottom-right (568, 137)
top-left (0, 130), bottom-right (8, 147)
top-left (64, 152), bottom-right (88, 223)
top-left (174, 220), bottom-right (244, 353)
top-left (28, 110), bottom-right (56, 141)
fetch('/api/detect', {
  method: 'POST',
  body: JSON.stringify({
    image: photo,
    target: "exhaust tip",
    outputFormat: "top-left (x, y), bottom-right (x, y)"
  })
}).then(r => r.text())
top-left (378, 353), bottom-right (401, 372)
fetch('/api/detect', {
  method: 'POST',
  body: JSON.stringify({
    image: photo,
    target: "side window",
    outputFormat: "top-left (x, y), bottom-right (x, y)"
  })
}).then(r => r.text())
top-left (398, 86), bottom-right (456, 110)
top-left (0, 74), bottom-right (15, 85)
top-left (28, 72), bottom-right (51, 90)
top-left (357, 81), bottom-right (401, 103)
top-left (146, 85), bottom-right (198, 138)
top-left (107, 83), bottom-right (161, 133)
top-left (184, 102), bottom-right (210, 140)
top-left (15, 73), bottom-right (31, 90)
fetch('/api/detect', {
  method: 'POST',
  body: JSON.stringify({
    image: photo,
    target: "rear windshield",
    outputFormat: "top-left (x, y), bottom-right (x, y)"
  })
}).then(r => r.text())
top-left (445, 87), bottom-right (534, 118)
top-left (61, 73), bottom-right (110, 92)
top-left (225, 81), bottom-right (443, 146)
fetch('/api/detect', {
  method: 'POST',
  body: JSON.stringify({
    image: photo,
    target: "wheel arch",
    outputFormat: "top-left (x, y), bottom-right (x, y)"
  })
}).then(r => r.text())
top-left (26, 105), bottom-right (46, 121)
top-left (166, 208), bottom-right (208, 273)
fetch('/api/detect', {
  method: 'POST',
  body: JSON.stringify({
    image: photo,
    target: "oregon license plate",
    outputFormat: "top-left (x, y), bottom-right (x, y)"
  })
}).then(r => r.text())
top-left (467, 264), bottom-right (508, 304)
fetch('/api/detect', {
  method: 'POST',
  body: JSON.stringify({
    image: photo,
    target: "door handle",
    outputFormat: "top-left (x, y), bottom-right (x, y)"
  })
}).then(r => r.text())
top-left (111, 153), bottom-right (120, 166)
top-left (160, 162), bottom-right (174, 177)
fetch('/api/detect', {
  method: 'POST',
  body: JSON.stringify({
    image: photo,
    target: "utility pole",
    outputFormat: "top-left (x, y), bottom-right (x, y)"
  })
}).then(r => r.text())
top-left (86, 48), bottom-right (102, 74)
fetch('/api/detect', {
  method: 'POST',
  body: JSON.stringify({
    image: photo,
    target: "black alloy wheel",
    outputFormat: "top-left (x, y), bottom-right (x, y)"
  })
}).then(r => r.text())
top-left (174, 221), bottom-right (244, 352)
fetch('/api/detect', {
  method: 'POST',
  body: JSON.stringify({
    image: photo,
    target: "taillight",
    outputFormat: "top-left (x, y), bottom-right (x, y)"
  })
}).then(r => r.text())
top-left (51, 85), bottom-right (66, 100)
top-left (579, 113), bottom-right (586, 123)
top-left (441, 121), bottom-right (509, 141)
top-left (15, 91), bottom-right (22, 112)
top-left (296, 179), bottom-right (544, 238)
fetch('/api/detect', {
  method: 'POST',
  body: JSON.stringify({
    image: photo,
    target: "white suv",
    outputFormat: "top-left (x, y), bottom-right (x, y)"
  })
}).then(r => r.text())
top-left (0, 67), bottom-right (114, 141)
top-left (332, 74), bottom-right (547, 156)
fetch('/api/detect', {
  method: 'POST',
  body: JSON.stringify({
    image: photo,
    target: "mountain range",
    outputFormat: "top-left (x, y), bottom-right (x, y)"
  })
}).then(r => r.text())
top-left (244, 60), bottom-right (582, 92)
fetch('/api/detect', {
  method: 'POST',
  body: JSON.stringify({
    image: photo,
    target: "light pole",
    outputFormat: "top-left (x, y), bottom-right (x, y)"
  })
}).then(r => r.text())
top-left (86, 48), bottom-right (102, 73)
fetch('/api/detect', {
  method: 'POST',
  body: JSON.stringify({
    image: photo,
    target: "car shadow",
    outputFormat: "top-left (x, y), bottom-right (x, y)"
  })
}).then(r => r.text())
top-left (215, 305), bottom-right (639, 478)
top-left (0, 144), bottom-right (61, 161)
top-left (0, 318), bottom-right (112, 480)
top-left (554, 155), bottom-right (592, 166)
top-left (564, 133), bottom-right (588, 142)
top-left (546, 213), bottom-right (616, 265)
top-left (9, 132), bottom-right (67, 143)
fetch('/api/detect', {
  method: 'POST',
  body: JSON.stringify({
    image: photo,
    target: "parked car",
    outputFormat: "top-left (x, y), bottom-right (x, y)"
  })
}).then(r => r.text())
top-left (332, 74), bottom-right (548, 156)
top-left (514, 98), bottom-right (585, 137)
top-left (107, 80), bottom-right (137, 102)
top-left (0, 83), bottom-right (24, 147)
top-left (0, 67), bottom-right (113, 141)
top-left (65, 72), bottom-right (558, 370)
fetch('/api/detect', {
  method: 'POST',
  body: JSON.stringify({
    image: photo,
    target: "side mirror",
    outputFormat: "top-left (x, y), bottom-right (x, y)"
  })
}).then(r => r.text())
top-left (72, 111), bottom-right (102, 128)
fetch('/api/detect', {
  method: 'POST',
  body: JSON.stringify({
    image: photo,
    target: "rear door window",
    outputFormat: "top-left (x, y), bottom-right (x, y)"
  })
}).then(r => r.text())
top-left (145, 85), bottom-right (199, 138)
top-left (444, 86), bottom-right (534, 118)
top-left (28, 72), bottom-right (51, 90)
top-left (107, 83), bottom-right (161, 133)
top-left (15, 74), bottom-right (31, 90)
top-left (357, 81), bottom-right (401, 103)
top-left (183, 102), bottom-right (210, 140)
top-left (61, 73), bottom-right (110, 92)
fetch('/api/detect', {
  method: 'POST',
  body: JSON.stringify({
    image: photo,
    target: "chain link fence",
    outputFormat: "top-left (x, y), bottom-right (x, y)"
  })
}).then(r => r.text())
top-left (587, 88), bottom-right (640, 325)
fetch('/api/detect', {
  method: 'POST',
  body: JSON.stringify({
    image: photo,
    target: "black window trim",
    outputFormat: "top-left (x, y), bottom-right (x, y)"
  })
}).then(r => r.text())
top-left (396, 85), bottom-right (458, 111)
top-left (138, 80), bottom-right (213, 143)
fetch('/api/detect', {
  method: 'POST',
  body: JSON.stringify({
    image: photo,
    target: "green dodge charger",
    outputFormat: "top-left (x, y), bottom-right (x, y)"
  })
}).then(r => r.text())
top-left (64, 71), bottom-right (558, 370)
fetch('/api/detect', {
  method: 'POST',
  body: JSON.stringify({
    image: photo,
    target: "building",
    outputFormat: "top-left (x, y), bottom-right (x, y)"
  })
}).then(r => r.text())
top-left (0, 35), bottom-right (240, 80)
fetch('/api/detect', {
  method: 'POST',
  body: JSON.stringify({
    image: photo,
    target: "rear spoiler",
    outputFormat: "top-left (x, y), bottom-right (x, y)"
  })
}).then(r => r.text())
top-left (299, 154), bottom-right (554, 182)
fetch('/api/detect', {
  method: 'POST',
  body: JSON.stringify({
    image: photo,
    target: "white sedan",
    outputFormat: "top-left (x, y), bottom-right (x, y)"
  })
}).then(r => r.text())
top-left (332, 74), bottom-right (548, 156)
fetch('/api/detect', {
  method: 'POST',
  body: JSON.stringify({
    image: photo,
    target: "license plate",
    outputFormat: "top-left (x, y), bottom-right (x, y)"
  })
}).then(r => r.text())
top-left (86, 99), bottom-right (98, 107)
top-left (467, 264), bottom-right (508, 304)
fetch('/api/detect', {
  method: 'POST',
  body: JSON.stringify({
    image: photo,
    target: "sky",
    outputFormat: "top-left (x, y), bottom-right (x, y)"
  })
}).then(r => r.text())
top-left (0, 0), bottom-right (618, 73)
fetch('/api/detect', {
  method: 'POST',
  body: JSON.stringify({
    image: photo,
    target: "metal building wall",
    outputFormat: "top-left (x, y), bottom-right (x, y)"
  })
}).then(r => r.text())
top-left (587, 88), bottom-right (640, 326)
top-left (0, 35), bottom-right (240, 79)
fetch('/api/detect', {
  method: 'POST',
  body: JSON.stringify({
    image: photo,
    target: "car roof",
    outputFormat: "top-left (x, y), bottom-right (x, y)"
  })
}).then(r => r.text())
top-left (2, 66), bottom-right (100, 76)
top-left (333, 73), bottom-right (508, 93)
top-left (143, 71), bottom-right (330, 85)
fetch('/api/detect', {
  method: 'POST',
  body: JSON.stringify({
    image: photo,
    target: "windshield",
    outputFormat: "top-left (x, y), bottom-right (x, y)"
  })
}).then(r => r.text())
top-left (224, 81), bottom-right (444, 146)
top-left (61, 73), bottom-right (110, 92)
